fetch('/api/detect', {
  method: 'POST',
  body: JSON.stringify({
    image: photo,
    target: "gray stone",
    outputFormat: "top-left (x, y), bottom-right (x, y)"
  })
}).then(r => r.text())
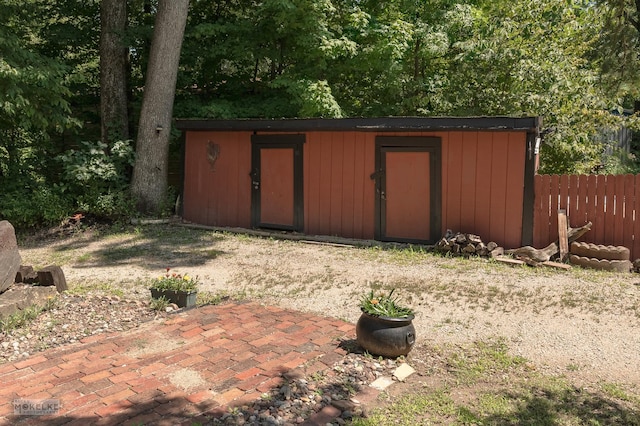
top-left (15, 265), bottom-right (34, 283)
top-left (0, 284), bottom-right (57, 320)
top-left (0, 221), bottom-right (21, 293)
top-left (36, 265), bottom-right (68, 292)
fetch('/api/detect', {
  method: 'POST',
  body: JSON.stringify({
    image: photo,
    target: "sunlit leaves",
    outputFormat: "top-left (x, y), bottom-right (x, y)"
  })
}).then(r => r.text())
top-left (0, 1), bottom-right (75, 133)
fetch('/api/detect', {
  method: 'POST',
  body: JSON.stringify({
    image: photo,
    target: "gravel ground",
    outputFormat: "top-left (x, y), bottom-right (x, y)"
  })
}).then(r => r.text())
top-left (2, 224), bottom-right (640, 422)
top-left (0, 293), bottom-right (166, 364)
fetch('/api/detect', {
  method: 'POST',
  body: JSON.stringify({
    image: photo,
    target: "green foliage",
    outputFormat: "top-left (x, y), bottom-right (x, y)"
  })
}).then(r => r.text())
top-left (443, 0), bottom-right (624, 174)
top-left (0, 139), bottom-right (134, 228)
top-left (4, 0), bottom-right (640, 198)
top-left (359, 289), bottom-right (414, 318)
top-left (60, 140), bottom-right (133, 188)
top-left (177, 0), bottom-right (348, 119)
top-left (0, 1), bottom-right (77, 133)
top-left (0, 181), bottom-right (74, 229)
top-left (291, 79), bottom-right (343, 118)
top-left (150, 268), bottom-right (199, 292)
top-left (56, 140), bottom-right (135, 220)
top-left (596, 0), bottom-right (640, 105)
top-left (0, 0), bottom-right (98, 228)
top-left (0, 1), bottom-right (79, 211)
top-left (599, 148), bottom-right (640, 174)
top-left (149, 296), bottom-right (170, 311)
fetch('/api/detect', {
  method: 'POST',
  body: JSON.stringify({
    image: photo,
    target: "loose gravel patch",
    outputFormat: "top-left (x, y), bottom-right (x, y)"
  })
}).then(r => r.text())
top-left (0, 293), bottom-right (168, 363)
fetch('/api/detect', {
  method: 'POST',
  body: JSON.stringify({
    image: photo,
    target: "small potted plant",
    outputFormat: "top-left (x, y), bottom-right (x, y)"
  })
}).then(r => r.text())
top-left (150, 268), bottom-right (199, 308)
top-left (356, 289), bottom-right (416, 357)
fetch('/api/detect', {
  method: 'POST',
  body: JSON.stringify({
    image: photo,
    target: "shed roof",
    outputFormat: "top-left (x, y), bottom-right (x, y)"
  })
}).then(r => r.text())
top-left (175, 116), bottom-right (541, 133)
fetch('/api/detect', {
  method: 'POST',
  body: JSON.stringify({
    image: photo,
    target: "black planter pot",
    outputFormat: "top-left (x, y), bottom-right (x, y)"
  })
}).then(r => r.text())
top-left (150, 288), bottom-right (197, 308)
top-left (356, 312), bottom-right (416, 358)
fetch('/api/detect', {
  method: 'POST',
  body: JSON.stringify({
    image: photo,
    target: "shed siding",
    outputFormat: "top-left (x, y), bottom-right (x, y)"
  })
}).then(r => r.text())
top-left (182, 128), bottom-right (527, 248)
top-left (460, 132), bottom-right (478, 233)
top-left (443, 131), bottom-right (463, 234)
top-left (441, 130), bottom-right (526, 249)
top-left (183, 131), bottom-right (252, 228)
top-left (503, 132), bottom-right (528, 248)
top-left (376, 131), bottom-right (525, 248)
top-left (303, 131), bottom-right (376, 239)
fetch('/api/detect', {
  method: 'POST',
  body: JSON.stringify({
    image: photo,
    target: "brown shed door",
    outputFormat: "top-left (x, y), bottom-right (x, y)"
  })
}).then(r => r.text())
top-left (375, 137), bottom-right (441, 244)
top-left (384, 151), bottom-right (431, 240)
top-left (260, 148), bottom-right (294, 225)
top-left (251, 135), bottom-right (304, 231)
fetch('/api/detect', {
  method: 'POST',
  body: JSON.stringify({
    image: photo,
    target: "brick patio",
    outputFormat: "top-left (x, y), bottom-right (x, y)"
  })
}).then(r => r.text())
top-left (0, 302), bottom-right (358, 425)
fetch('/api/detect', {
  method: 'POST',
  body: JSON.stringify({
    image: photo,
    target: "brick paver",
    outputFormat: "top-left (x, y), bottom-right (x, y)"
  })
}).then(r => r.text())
top-left (0, 302), bottom-right (357, 425)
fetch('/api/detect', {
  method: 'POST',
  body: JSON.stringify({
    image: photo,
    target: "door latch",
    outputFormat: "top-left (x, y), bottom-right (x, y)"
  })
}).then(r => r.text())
top-left (250, 168), bottom-right (260, 190)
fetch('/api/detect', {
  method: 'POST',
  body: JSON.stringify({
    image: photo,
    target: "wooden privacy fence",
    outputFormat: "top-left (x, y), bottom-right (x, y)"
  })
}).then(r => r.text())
top-left (533, 174), bottom-right (640, 261)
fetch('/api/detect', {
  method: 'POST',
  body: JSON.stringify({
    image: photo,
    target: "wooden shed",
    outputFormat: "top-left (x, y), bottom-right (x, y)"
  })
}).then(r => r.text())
top-left (176, 117), bottom-right (541, 249)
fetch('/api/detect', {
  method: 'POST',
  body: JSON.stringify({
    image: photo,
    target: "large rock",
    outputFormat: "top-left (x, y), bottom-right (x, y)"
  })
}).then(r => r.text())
top-left (0, 221), bottom-right (21, 293)
top-left (0, 284), bottom-right (57, 320)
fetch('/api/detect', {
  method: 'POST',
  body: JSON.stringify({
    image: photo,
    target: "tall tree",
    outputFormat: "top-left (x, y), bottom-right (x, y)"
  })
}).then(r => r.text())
top-left (100, 0), bottom-right (130, 145)
top-left (131, 0), bottom-right (189, 214)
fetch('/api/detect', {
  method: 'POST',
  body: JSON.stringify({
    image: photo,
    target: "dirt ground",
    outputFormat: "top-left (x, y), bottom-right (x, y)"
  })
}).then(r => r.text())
top-left (18, 224), bottom-right (640, 391)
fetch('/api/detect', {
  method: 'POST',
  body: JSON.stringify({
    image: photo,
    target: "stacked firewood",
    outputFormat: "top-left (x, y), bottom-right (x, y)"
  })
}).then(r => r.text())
top-left (434, 230), bottom-right (503, 258)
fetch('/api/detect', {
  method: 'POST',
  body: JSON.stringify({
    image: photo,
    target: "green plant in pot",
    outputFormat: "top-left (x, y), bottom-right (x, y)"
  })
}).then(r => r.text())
top-left (150, 268), bottom-right (199, 308)
top-left (356, 289), bottom-right (416, 358)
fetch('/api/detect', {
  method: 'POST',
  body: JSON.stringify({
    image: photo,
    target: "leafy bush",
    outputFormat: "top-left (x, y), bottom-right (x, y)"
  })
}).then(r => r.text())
top-left (0, 183), bottom-right (73, 229)
top-left (0, 140), bottom-right (136, 229)
top-left (60, 140), bottom-right (133, 189)
top-left (58, 139), bottom-right (135, 220)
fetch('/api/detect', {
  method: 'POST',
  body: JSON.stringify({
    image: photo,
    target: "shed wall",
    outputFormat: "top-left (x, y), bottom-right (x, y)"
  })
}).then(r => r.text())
top-left (304, 131), bottom-right (376, 239)
top-left (182, 129), bottom-right (527, 248)
top-left (183, 131), bottom-right (252, 227)
top-left (440, 131), bottom-right (527, 249)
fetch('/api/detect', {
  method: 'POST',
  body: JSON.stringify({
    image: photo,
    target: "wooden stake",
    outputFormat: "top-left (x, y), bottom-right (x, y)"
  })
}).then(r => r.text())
top-left (541, 261), bottom-right (572, 270)
top-left (558, 209), bottom-right (569, 262)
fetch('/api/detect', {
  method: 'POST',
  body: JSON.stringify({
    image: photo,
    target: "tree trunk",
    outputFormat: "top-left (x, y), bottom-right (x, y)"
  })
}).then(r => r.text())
top-left (100, 0), bottom-right (129, 145)
top-left (131, 0), bottom-right (189, 215)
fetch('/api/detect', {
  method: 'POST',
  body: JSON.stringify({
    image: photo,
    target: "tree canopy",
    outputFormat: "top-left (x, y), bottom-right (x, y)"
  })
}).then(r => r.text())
top-left (1, 0), bottom-right (640, 227)
top-left (175, 0), bottom-right (640, 173)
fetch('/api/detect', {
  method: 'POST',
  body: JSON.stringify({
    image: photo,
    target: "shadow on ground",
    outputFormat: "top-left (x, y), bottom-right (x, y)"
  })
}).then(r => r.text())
top-left (473, 386), bottom-right (640, 425)
top-left (21, 224), bottom-right (228, 271)
top-left (7, 364), bottom-right (363, 426)
top-left (350, 340), bottom-right (640, 425)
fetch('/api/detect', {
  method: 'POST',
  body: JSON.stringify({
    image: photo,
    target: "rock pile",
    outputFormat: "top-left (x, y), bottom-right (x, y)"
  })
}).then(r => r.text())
top-left (213, 353), bottom-right (404, 425)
